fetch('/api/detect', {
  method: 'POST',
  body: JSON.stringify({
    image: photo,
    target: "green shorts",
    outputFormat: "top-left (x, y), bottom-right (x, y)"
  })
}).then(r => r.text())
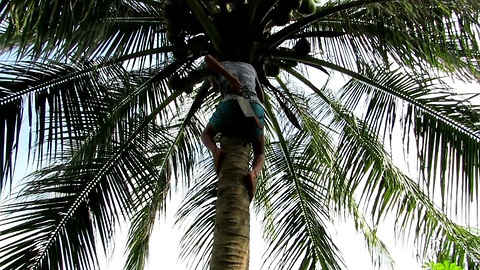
top-left (209, 99), bottom-right (265, 140)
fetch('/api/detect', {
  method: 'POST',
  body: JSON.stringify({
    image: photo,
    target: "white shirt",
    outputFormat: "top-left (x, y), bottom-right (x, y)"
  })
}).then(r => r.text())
top-left (213, 61), bottom-right (261, 104)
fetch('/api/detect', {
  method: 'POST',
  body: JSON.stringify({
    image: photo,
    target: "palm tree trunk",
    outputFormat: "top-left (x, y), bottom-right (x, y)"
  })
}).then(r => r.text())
top-left (210, 135), bottom-right (251, 270)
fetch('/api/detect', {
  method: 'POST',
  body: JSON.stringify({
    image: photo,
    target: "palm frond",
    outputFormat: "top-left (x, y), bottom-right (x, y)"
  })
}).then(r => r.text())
top-left (0, 51), bottom-right (201, 192)
top-left (175, 159), bottom-right (217, 270)
top-left (330, 102), bottom-right (480, 267)
top-left (124, 82), bottom-right (209, 270)
top-left (260, 100), bottom-right (343, 270)
top-left (66, 1), bottom-right (166, 61)
top-left (0, 142), bottom-right (154, 270)
top-left (0, 0), bottom-right (124, 58)
top-left (0, 52), bottom-right (190, 268)
top-left (338, 65), bottom-right (480, 218)
top-left (267, 0), bottom-right (480, 80)
top-left (329, 0), bottom-right (480, 79)
top-left (0, 59), bottom-right (127, 189)
top-left (271, 55), bottom-right (480, 267)
top-left (283, 55), bottom-right (480, 217)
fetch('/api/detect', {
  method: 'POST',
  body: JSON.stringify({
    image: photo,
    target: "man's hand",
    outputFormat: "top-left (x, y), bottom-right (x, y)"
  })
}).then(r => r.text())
top-left (229, 76), bottom-right (244, 95)
top-left (205, 54), bottom-right (244, 95)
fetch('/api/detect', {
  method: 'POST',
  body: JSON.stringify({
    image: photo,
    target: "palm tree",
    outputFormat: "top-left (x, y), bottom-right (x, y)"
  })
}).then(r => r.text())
top-left (0, 0), bottom-right (479, 269)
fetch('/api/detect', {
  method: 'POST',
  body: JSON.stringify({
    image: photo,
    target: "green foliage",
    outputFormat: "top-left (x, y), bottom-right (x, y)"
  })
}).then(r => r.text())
top-left (424, 260), bottom-right (463, 270)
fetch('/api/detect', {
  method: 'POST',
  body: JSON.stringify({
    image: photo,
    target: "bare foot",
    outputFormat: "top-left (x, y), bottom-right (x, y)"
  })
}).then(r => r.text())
top-left (244, 171), bottom-right (257, 202)
top-left (213, 148), bottom-right (226, 174)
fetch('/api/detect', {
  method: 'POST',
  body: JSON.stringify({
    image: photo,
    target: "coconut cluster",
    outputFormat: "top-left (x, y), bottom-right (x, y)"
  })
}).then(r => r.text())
top-left (163, 0), bottom-right (316, 88)
top-left (271, 0), bottom-right (317, 26)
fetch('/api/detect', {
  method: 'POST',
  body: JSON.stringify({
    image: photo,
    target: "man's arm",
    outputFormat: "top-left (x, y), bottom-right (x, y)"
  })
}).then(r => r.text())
top-left (204, 54), bottom-right (243, 94)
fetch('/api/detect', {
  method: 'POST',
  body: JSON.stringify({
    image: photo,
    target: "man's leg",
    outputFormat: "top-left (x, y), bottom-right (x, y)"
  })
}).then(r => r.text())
top-left (245, 135), bottom-right (265, 202)
top-left (201, 124), bottom-right (225, 173)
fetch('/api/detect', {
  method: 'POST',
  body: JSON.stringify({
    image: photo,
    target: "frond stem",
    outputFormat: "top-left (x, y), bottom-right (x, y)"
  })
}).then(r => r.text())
top-left (0, 46), bottom-right (187, 106)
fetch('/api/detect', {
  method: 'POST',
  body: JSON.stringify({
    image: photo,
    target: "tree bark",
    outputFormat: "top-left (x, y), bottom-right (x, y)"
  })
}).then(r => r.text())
top-left (210, 135), bottom-right (251, 270)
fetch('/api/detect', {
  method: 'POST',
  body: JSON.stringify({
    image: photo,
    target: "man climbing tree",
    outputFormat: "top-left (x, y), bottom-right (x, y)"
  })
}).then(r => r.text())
top-left (201, 54), bottom-right (265, 202)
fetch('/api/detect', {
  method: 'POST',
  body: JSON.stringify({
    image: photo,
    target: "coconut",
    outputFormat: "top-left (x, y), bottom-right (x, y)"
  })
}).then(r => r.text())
top-left (264, 62), bottom-right (281, 77)
top-left (272, 7), bottom-right (292, 26)
top-left (298, 0), bottom-right (316, 15)
top-left (294, 38), bottom-right (311, 56)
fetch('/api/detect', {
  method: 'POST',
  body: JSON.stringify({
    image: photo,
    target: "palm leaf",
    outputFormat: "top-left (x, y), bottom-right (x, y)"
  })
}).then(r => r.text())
top-left (175, 159), bottom-right (217, 270)
top-left (330, 99), bottom-right (480, 266)
top-left (124, 82), bottom-right (209, 270)
top-left (0, 143), bottom-right (151, 269)
top-left (0, 54), bottom-right (189, 269)
top-left (338, 65), bottom-right (480, 218)
top-left (0, 0), bottom-right (123, 57)
top-left (266, 0), bottom-right (480, 79)
top-left (0, 59), bottom-right (127, 189)
top-left (260, 99), bottom-right (343, 270)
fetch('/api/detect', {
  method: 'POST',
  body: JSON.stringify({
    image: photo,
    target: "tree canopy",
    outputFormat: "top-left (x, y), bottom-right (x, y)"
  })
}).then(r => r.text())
top-left (0, 0), bottom-right (479, 269)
